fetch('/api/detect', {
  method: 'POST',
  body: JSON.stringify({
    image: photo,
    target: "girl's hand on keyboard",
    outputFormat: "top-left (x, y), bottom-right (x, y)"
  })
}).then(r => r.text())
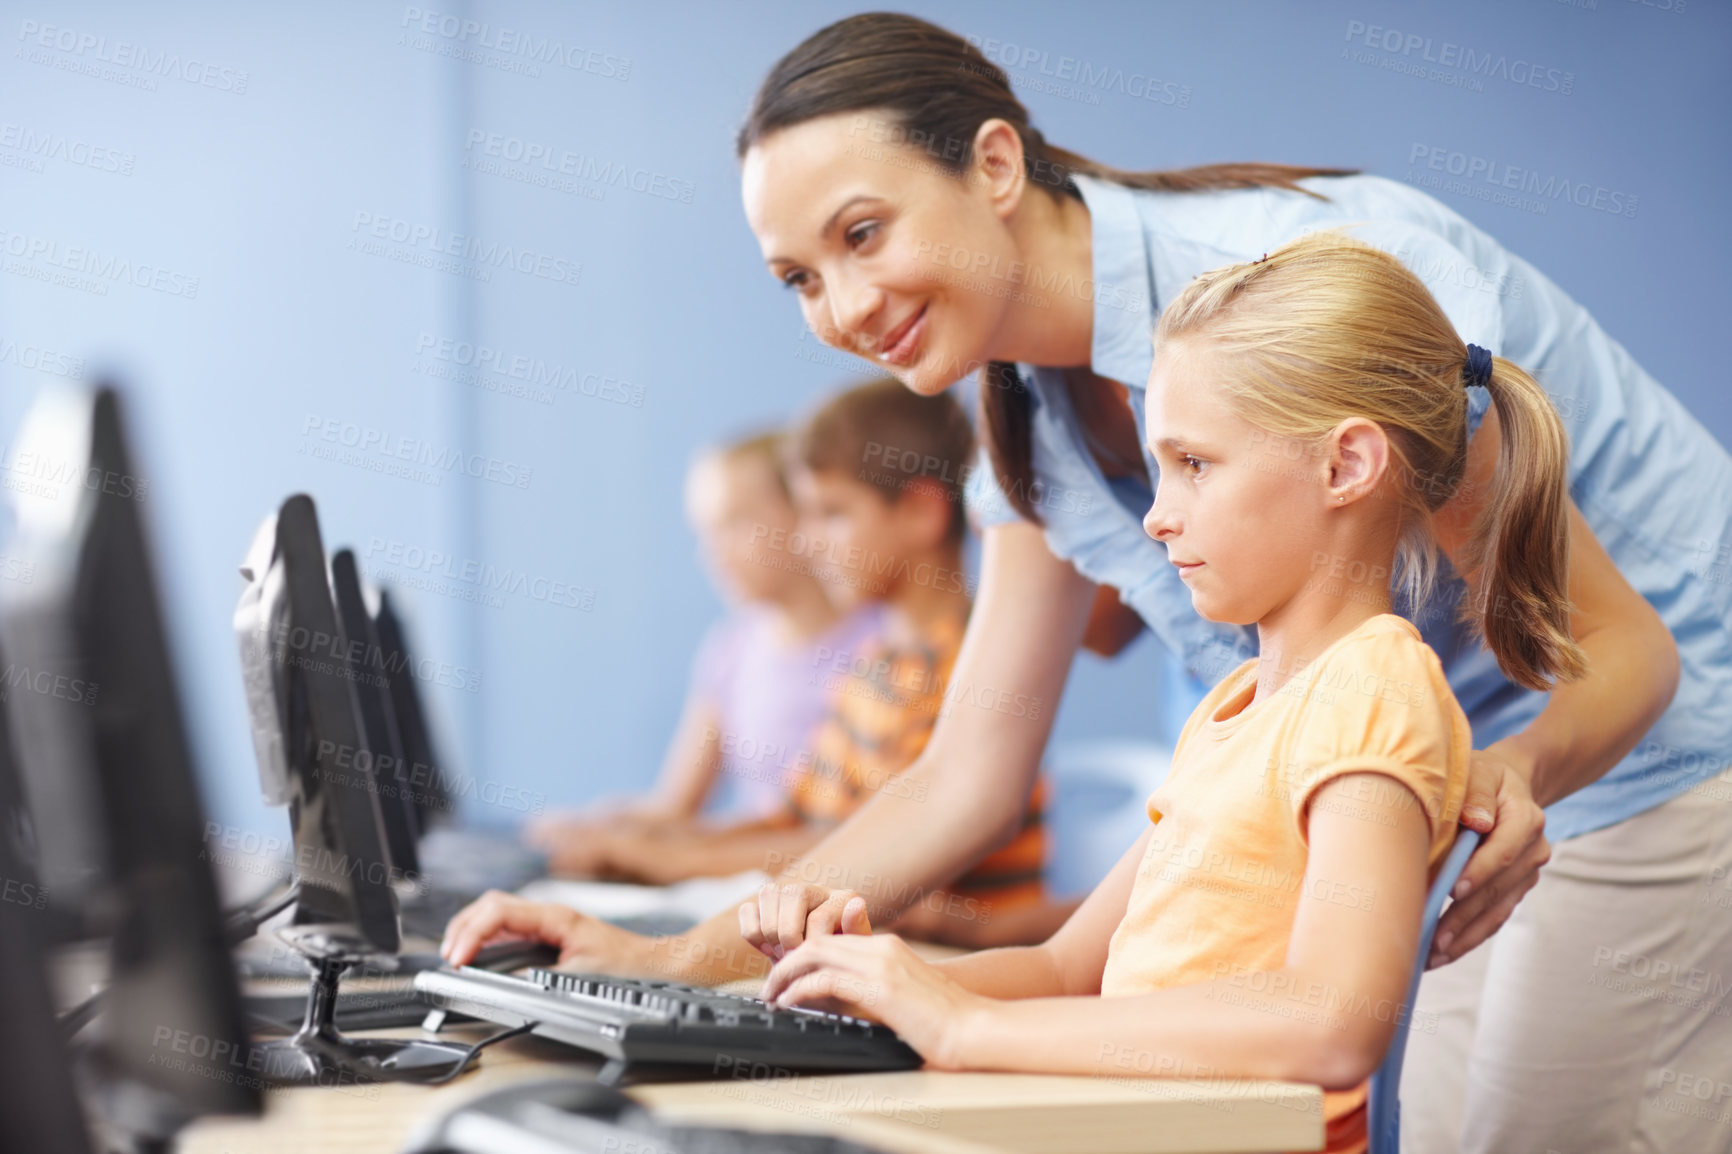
top-left (440, 891), bottom-right (652, 974)
top-left (761, 933), bottom-right (988, 1069)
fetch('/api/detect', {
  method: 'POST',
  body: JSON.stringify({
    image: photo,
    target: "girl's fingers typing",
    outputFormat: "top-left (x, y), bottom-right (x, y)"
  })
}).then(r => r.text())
top-left (839, 895), bottom-right (872, 935)
top-left (762, 939), bottom-right (832, 1003)
top-left (776, 884), bottom-right (813, 953)
top-left (738, 898), bottom-right (769, 957)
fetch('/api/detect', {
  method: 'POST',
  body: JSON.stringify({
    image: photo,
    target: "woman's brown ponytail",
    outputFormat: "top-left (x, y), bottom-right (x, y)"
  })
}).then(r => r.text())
top-left (977, 361), bottom-right (1034, 520)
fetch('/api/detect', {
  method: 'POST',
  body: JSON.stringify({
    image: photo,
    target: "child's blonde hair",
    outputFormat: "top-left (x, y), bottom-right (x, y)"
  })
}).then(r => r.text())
top-left (1154, 231), bottom-right (1585, 691)
top-left (710, 429), bottom-right (794, 502)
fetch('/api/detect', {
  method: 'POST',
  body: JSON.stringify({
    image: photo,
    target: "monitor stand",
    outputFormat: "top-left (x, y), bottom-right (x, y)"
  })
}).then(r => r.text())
top-left (253, 955), bottom-right (475, 1087)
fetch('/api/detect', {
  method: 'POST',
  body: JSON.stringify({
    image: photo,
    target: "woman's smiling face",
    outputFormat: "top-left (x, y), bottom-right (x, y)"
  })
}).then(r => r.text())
top-left (741, 112), bottom-right (1025, 396)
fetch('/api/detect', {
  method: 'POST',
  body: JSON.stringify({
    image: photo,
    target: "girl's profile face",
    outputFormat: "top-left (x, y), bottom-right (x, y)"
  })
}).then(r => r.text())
top-left (742, 112), bottom-right (1021, 397)
top-left (1141, 344), bottom-right (1330, 626)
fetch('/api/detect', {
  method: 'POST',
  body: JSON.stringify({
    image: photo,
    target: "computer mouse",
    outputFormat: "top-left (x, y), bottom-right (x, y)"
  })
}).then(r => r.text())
top-left (400, 1075), bottom-right (895, 1154)
top-left (399, 1077), bottom-right (637, 1153)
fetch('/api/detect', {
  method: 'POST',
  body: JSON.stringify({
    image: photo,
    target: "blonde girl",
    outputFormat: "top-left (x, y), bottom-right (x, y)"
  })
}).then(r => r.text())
top-left (754, 233), bottom-right (1585, 1154)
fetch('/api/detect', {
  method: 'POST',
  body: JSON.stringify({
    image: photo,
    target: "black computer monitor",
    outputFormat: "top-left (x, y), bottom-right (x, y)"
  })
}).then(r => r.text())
top-left (0, 646), bottom-right (61, 936)
top-left (0, 384), bottom-right (259, 1144)
top-left (235, 496), bottom-right (400, 959)
top-left (329, 548), bottom-right (422, 879)
top-left (0, 657), bottom-right (93, 1154)
top-left (234, 493), bottom-right (473, 1084)
top-left (342, 573), bottom-right (546, 930)
top-left (0, 843), bottom-right (92, 1154)
top-left (372, 588), bottom-right (456, 832)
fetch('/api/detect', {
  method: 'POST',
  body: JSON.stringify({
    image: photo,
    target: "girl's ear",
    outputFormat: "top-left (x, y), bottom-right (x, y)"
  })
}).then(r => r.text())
top-left (1325, 418), bottom-right (1390, 504)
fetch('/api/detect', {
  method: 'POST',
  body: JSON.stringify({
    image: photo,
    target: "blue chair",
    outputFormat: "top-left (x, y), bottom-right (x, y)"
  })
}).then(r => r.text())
top-left (1366, 826), bottom-right (1481, 1154)
top-left (1042, 740), bottom-right (1173, 899)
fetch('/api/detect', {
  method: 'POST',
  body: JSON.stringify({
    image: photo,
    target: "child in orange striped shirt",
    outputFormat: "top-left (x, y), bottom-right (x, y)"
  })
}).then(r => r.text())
top-left (446, 379), bottom-right (1070, 961)
top-left (779, 379), bottom-right (1059, 945)
top-left (756, 233), bottom-right (1586, 1153)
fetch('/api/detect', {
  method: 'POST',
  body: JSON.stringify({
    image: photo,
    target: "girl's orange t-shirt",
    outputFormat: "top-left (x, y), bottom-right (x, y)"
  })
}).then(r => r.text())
top-left (1101, 614), bottom-right (1471, 1154)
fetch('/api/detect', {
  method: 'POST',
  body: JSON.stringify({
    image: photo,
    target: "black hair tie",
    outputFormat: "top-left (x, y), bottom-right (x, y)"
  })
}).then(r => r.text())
top-left (1463, 343), bottom-right (1494, 390)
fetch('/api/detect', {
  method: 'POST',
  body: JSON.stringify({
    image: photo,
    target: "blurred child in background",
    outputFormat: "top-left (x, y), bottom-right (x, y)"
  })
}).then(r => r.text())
top-left (777, 378), bottom-right (1073, 947)
top-left (471, 379), bottom-right (1073, 956)
top-left (526, 430), bottom-right (881, 873)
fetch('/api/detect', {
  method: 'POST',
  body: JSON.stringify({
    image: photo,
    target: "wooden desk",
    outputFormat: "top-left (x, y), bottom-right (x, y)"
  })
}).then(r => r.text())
top-left (183, 938), bottom-right (1321, 1152)
top-left (634, 1068), bottom-right (1323, 1153)
top-left (177, 1022), bottom-right (1323, 1154)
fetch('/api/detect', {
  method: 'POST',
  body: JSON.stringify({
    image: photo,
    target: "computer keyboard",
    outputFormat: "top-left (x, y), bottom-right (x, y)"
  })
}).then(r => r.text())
top-left (413, 967), bottom-right (920, 1083)
top-left (402, 1076), bottom-right (893, 1154)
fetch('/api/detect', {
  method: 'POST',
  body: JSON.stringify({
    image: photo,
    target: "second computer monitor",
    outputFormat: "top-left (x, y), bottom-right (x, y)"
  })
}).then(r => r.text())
top-left (328, 547), bottom-right (422, 879)
top-left (372, 587), bottom-right (457, 832)
top-left (235, 494), bottom-right (400, 960)
top-left (234, 495), bottom-right (476, 1086)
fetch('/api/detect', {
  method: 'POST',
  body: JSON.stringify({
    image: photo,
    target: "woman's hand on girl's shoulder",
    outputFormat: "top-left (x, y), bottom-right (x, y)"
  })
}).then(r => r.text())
top-left (1429, 742), bottom-right (1550, 968)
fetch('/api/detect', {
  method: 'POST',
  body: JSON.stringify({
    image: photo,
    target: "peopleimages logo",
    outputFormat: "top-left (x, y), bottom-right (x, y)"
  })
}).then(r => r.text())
top-left (0, 663), bottom-right (99, 707)
top-left (0, 226), bottom-right (200, 299)
top-left (0, 440), bottom-right (147, 502)
top-left (910, 239), bottom-right (1146, 312)
top-left (961, 33), bottom-right (1192, 107)
top-left (269, 619), bottom-right (482, 695)
top-left (300, 414), bottom-right (534, 489)
top-left (363, 537), bottom-right (597, 612)
top-left (398, 7), bottom-right (631, 80)
top-left (348, 212), bottom-right (581, 288)
top-left (1342, 20), bottom-right (1574, 95)
top-left (463, 131), bottom-right (695, 204)
top-left (0, 335), bottom-right (83, 379)
top-left (414, 333), bottom-right (645, 408)
top-left (0, 122), bottom-right (135, 176)
top-left (15, 19), bottom-right (251, 93)
top-left (1406, 143), bottom-right (1638, 219)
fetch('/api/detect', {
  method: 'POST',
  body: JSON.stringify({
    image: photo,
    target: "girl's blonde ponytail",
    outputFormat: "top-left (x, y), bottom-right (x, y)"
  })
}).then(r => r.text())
top-left (1458, 356), bottom-right (1587, 689)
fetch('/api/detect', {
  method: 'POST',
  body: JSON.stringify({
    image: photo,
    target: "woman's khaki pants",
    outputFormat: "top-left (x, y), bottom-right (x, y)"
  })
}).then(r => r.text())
top-left (1402, 770), bottom-right (1732, 1153)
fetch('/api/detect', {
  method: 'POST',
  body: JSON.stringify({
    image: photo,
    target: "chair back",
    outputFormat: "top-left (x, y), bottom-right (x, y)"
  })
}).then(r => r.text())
top-left (1366, 827), bottom-right (1481, 1153)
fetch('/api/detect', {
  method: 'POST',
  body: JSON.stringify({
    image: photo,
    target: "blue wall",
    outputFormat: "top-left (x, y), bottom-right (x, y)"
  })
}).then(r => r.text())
top-left (1, 0), bottom-right (1724, 844)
